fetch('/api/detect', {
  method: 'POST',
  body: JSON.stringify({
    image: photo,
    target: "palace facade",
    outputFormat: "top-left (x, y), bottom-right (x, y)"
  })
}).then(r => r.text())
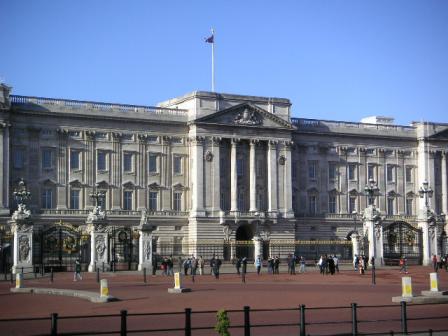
top-left (0, 83), bottom-right (447, 271)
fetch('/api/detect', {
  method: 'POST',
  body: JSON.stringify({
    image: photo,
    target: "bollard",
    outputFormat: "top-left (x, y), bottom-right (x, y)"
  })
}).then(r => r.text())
top-left (50, 313), bottom-right (58, 336)
top-left (100, 279), bottom-right (109, 297)
top-left (244, 306), bottom-right (251, 336)
top-left (430, 272), bottom-right (438, 292)
top-left (50, 268), bottom-right (54, 283)
top-left (300, 305), bottom-right (306, 336)
top-left (185, 308), bottom-right (192, 336)
top-left (96, 268), bottom-right (100, 283)
top-left (21, 267), bottom-right (24, 274)
top-left (143, 267), bottom-right (147, 284)
top-left (371, 265), bottom-right (376, 285)
top-left (16, 273), bottom-right (24, 289)
top-left (400, 301), bottom-right (408, 334)
top-left (120, 310), bottom-right (127, 336)
top-left (402, 277), bottom-right (412, 298)
top-left (174, 272), bottom-right (181, 289)
top-left (10, 268), bottom-right (13, 284)
top-left (351, 303), bottom-right (358, 336)
top-left (102, 262), bottom-right (105, 272)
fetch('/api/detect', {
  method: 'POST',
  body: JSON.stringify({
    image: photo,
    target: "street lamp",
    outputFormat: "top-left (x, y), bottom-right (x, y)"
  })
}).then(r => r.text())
top-left (13, 179), bottom-right (31, 207)
top-left (364, 178), bottom-right (379, 206)
top-left (418, 180), bottom-right (433, 208)
top-left (89, 185), bottom-right (106, 209)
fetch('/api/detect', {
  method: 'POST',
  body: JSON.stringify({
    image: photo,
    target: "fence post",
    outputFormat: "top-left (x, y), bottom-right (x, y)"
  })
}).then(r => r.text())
top-left (351, 303), bottom-right (358, 336)
top-left (50, 267), bottom-right (54, 283)
top-left (10, 267), bottom-right (13, 284)
top-left (185, 308), bottom-right (192, 336)
top-left (41, 263), bottom-right (44, 276)
top-left (96, 268), bottom-right (100, 283)
top-left (400, 301), bottom-right (408, 335)
top-left (371, 265), bottom-right (376, 285)
top-left (300, 305), bottom-right (306, 336)
top-left (51, 313), bottom-right (58, 336)
top-left (34, 266), bottom-right (37, 278)
top-left (244, 306), bottom-right (251, 336)
top-left (120, 310), bottom-right (127, 336)
top-left (102, 262), bottom-right (105, 272)
top-left (143, 267), bottom-right (147, 283)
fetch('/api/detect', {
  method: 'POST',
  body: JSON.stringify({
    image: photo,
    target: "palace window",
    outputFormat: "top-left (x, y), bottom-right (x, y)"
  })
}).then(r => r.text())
top-left (238, 191), bottom-right (245, 210)
top-left (367, 164), bottom-right (375, 180)
top-left (387, 198), bottom-right (394, 215)
top-left (257, 159), bottom-right (264, 177)
top-left (14, 149), bottom-right (25, 169)
top-left (173, 156), bottom-right (182, 175)
top-left (42, 148), bottom-right (54, 169)
top-left (173, 192), bottom-right (182, 211)
top-left (386, 164), bottom-right (395, 183)
top-left (405, 167), bottom-right (413, 183)
top-left (256, 193), bottom-right (264, 210)
top-left (328, 162), bottom-right (337, 180)
top-left (41, 189), bottom-right (53, 209)
top-left (70, 149), bottom-right (81, 170)
top-left (149, 192), bottom-right (158, 210)
top-left (237, 158), bottom-right (244, 177)
top-left (70, 190), bottom-right (80, 209)
top-left (348, 164), bottom-right (357, 181)
top-left (406, 198), bottom-right (413, 215)
top-left (123, 191), bottom-right (133, 210)
top-left (148, 154), bottom-right (158, 173)
top-left (97, 151), bottom-right (107, 171)
top-left (309, 195), bottom-right (317, 215)
top-left (220, 193), bottom-right (227, 210)
top-left (123, 152), bottom-right (133, 173)
top-left (308, 161), bottom-right (317, 180)
top-left (328, 195), bottom-right (336, 214)
top-left (349, 196), bottom-right (356, 214)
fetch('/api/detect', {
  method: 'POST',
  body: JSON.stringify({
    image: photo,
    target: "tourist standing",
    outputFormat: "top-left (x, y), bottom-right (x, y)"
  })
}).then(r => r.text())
top-left (299, 256), bottom-right (306, 273)
top-left (73, 259), bottom-right (82, 281)
top-left (333, 255), bottom-right (339, 273)
top-left (399, 256), bottom-right (408, 274)
top-left (198, 256), bottom-right (205, 275)
top-left (255, 255), bottom-right (262, 275)
top-left (235, 257), bottom-right (242, 275)
top-left (274, 256), bottom-right (280, 274)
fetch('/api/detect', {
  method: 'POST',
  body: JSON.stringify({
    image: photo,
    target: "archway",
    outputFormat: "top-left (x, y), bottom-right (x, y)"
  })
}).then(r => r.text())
top-left (235, 224), bottom-right (254, 260)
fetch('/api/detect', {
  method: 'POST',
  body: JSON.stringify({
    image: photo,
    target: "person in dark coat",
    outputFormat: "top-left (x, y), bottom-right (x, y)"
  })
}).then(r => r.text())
top-left (236, 257), bottom-right (242, 275)
top-left (328, 256), bottom-right (335, 275)
top-left (242, 257), bottom-right (248, 275)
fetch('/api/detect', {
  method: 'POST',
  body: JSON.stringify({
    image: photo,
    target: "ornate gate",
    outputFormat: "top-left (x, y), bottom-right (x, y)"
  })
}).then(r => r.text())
top-left (36, 223), bottom-right (87, 271)
top-left (0, 230), bottom-right (12, 274)
top-left (109, 227), bottom-right (138, 271)
top-left (383, 221), bottom-right (423, 265)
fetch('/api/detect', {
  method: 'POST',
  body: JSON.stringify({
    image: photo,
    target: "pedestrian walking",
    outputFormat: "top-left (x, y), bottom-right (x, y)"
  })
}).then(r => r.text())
top-left (299, 256), bottom-right (306, 273)
top-left (198, 256), bottom-right (205, 275)
top-left (235, 257), bottom-right (242, 275)
top-left (274, 256), bottom-right (280, 274)
top-left (399, 256), bottom-right (408, 274)
top-left (432, 255), bottom-right (438, 272)
top-left (255, 255), bottom-right (262, 275)
top-left (73, 259), bottom-right (82, 281)
top-left (333, 255), bottom-right (339, 273)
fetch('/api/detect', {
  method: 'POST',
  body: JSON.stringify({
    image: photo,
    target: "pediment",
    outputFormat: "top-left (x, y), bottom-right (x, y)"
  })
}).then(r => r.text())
top-left (193, 103), bottom-right (292, 129)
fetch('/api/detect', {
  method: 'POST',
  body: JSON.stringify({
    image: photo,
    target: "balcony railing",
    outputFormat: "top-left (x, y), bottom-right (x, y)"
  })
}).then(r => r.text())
top-left (38, 209), bottom-right (188, 217)
top-left (10, 95), bottom-right (188, 117)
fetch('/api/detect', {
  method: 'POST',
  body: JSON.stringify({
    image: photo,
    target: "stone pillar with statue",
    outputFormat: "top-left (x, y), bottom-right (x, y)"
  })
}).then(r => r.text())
top-left (136, 209), bottom-right (155, 271)
top-left (417, 180), bottom-right (438, 266)
top-left (86, 189), bottom-right (110, 272)
top-left (361, 178), bottom-right (384, 267)
top-left (10, 179), bottom-right (34, 274)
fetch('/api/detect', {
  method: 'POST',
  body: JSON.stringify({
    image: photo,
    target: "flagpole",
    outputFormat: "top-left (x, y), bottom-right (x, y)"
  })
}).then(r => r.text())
top-left (211, 28), bottom-right (215, 92)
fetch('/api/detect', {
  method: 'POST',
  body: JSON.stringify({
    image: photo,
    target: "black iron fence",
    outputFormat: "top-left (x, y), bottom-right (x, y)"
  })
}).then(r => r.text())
top-left (0, 302), bottom-right (447, 336)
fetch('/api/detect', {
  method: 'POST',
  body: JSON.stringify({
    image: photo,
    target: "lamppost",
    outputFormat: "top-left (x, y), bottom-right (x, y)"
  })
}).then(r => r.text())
top-left (364, 178), bottom-right (379, 207)
top-left (13, 179), bottom-right (31, 208)
top-left (418, 180), bottom-right (433, 208)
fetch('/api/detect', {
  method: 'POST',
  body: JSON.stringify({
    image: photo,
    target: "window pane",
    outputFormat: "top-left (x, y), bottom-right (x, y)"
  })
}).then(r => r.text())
top-left (237, 159), bottom-right (244, 177)
top-left (70, 150), bottom-right (80, 170)
top-left (123, 191), bottom-right (133, 210)
top-left (41, 189), bottom-right (52, 209)
top-left (149, 192), bottom-right (158, 210)
top-left (97, 152), bottom-right (106, 170)
top-left (405, 167), bottom-right (412, 183)
top-left (329, 196), bottom-right (336, 213)
top-left (387, 198), bottom-right (394, 215)
top-left (14, 150), bottom-right (25, 169)
top-left (70, 190), bottom-right (80, 209)
top-left (349, 197), bottom-right (356, 213)
top-left (124, 153), bottom-right (133, 172)
top-left (173, 192), bottom-right (182, 211)
top-left (308, 161), bottom-right (317, 179)
top-left (148, 154), bottom-right (157, 173)
top-left (406, 199), bottom-right (413, 215)
top-left (348, 164), bottom-right (356, 180)
top-left (173, 156), bottom-right (182, 174)
top-left (328, 163), bottom-right (336, 180)
top-left (387, 165), bottom-right (394, 182)
top-left (42, 149), bottom-right (53, 169)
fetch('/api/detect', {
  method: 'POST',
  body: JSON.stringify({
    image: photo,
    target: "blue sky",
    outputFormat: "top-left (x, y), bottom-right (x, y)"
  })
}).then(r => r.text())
top-left (1, 0), bottom-right (447, 125)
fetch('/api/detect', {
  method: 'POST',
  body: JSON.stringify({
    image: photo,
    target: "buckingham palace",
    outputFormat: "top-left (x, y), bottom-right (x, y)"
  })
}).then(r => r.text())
top-left (0, 83), bottom-right (447, 272)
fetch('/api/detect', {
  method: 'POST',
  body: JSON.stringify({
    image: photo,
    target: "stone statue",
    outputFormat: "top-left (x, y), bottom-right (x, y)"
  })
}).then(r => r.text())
top-left (234, 108), bottom-right (261, 125)
top-left (18, 235), bottom-right (30, 262)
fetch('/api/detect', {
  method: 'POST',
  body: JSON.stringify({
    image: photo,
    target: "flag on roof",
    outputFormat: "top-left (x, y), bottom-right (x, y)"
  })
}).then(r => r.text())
top-left (205, 34), bottom-right (214, 43)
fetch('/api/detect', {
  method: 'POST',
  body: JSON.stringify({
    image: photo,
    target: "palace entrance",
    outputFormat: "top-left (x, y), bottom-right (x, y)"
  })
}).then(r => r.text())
top-left (35, 223), bottom-right (89, 272)
top-left (383, 221), bottom-right (423, 265)
top-left (235, 224), bottom-right (254, 261)
top-left (109, 226), bottom-right (138, 271)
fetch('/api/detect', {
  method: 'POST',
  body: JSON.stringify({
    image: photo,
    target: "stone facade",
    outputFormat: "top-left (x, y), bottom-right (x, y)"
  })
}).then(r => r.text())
top-left (0, 84), bottom-right (447, 267)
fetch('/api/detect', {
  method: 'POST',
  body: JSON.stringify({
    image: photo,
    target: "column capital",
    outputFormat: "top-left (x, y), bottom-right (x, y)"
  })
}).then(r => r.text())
top-left (249, 139), bottom-right (260, 146)
top-left (85, 131), bottom-right (96, 141)
top-left (283, 140), bottom-right (294, 149)
top-left (189, 136), bottom-right (205, 145)
top-left (268, 140), bottom-right (278, 148)
top-left (209, 136), bottom-right (222, 145)
top-left (231, 138), bottom-right (241, 145)
top-left (112, 132), bottom-right (122, 141)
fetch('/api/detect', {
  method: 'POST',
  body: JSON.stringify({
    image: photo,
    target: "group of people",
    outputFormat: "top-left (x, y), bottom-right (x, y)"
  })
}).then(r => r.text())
top-left (432, 254), bottom-right (448, 272)
top-left (317, 255), bottom-right (339, 275)
top-left (353, 254), bottom-right (371, 274)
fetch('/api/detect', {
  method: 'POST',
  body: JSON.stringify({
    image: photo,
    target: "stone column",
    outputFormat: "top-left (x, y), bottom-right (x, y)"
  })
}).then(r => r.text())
top-left (111, 133), bottom-right (122, 210)
top-left (138, 229), bottom-right (153, 271)
top-left (351, 232), bottom-right (360, 257)
top-left (85, 131), bottom-right (95, 209)
top-left (362, 205), bottom-right (383, 267)
top-left (0, 123), bottom-right (11, 215)
top-left (253, 235), bottom-right (262, 261)
top-left (137, 135), bottom-right (148, 210)
top-left (267, 141), bottom-right (278, 213)
top-left (230, 139), bottom-right (238, 212)
top-left (442, 151), bottom-right (447, 215)
top-left (418, 208), bottom-right (438, 266)
top-left (283, 141), bottom-right (294, 218)
top-left (87, 222), bottom-right (110, 272)
top-left (10, 219), bottom-right (34, 274)
top-left (56, 129), bottom-right (68, 209)
top-left (249, 140), bottom-right (257, 212)
top-left (211, 137), bottom-right (221, 213)
top-left (190, 136), bottom-right (205, 217)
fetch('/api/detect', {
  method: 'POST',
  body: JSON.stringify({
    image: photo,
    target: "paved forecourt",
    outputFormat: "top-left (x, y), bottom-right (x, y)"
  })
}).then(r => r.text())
top-left (0, 265), bottom-right (447, 335)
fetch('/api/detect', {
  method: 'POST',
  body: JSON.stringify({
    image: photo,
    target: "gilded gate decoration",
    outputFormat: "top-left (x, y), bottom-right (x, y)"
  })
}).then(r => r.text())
top-left (383, 221), bottom-right (422, 265)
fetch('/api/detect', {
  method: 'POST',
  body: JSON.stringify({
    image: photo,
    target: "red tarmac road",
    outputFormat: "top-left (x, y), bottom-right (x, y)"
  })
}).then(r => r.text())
top-left (0, 266), bottom-right (447, 335)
